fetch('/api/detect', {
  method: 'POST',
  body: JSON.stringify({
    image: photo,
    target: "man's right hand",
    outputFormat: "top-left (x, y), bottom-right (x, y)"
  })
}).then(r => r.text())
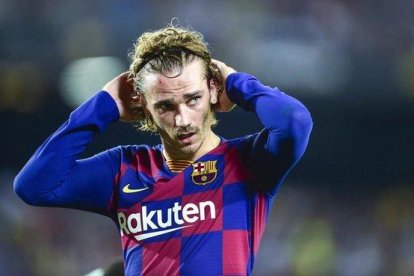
top-left (102, 72), bottom-right (143, 122)
top-left (210, 59), bottom-right (236, 112)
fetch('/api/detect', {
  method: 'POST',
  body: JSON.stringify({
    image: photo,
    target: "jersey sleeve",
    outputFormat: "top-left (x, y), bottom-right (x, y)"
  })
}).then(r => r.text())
top-left (226, 73), bottom-right (313, 197)
top-left (13, 91), bottom-right (121, 216)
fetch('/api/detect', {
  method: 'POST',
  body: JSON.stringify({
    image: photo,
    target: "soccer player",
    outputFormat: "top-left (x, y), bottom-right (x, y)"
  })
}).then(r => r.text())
top-left (14, 25), bottom-right (313, 275)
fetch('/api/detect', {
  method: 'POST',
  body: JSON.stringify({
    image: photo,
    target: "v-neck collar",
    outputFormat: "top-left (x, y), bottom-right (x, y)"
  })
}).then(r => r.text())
top-left (154, 136), bottom-right (227, 177)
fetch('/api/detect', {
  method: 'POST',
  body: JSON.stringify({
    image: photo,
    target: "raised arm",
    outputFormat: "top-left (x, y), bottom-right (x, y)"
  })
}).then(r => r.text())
top-left (212, 60), bottom-right (313, 196)
top-left (13, 73), bottom-right (138, 215)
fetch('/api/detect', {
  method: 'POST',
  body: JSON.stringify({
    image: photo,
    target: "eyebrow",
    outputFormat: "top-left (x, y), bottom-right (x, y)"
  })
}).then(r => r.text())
top-left (153, 90), bottom-right (204, 108)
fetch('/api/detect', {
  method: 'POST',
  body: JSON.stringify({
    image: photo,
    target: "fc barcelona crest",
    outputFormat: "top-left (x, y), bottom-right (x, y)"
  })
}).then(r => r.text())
top-left (191, 161), bottom-right (217, 185)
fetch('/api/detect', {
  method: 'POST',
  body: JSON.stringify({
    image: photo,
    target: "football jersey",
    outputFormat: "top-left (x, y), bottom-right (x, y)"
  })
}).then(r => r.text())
top-left (14, 73), bottom-right (313, 275)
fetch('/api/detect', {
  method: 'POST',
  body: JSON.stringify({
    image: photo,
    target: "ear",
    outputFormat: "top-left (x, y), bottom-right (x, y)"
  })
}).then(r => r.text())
top-left (131, 92), bottom-right (151, 119)
top-left (131, 91), bottom-right (143, 104)
top-left (209, 79), bottom-right (218, 105)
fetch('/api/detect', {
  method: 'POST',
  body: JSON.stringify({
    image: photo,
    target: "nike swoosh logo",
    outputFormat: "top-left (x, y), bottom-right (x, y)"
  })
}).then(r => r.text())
top-left (134, 225), bottom-right (193, 241)
top-left (122, 184), bottom-right (149, 194)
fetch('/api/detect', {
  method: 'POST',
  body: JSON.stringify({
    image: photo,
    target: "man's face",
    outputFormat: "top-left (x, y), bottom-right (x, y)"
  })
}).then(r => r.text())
top-left (142, 59), bottom-right (218, 159)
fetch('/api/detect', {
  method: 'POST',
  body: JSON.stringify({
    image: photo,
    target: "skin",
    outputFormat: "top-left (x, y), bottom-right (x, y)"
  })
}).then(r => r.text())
top-left (103, 58), bottom-right (236, 162)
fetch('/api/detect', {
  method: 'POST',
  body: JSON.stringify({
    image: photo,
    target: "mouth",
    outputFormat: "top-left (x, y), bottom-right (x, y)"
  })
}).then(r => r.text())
top-left (177, 132), bottom-right (196, 144)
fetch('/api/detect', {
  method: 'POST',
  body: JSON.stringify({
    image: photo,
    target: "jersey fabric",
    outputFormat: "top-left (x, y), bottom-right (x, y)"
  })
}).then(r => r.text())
top-left (14, 72), bottom-right (313, 275)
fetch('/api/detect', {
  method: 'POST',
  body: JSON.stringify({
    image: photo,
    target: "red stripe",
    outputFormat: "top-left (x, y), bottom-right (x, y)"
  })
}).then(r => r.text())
top-left (253, 193), bottom-right (267, 255)
top-left (142, 238), bottom-right (181, 275)
top-left (223, 147), bottom-right (253, 185)
top-left (223, 230), bottom-right (249, 275)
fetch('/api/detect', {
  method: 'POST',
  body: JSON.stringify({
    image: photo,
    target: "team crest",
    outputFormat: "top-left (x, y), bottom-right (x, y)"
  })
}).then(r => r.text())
top-left (191, 161), bottom-right (217, 185)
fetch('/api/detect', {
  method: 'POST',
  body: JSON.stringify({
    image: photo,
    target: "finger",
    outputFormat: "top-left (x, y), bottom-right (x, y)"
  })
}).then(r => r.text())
top-left (210, 60), bottom-right (219, 71)
top-left (115, 72), bottom-right (129, 79)
top-left (211, 59), bottom-right (222, 69)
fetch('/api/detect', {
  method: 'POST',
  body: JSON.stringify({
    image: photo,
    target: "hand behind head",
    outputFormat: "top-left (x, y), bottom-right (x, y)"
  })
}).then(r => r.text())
top-left (103, 72), bottom-right (145, 121)
top-left (210, 59), bottom-right (236, 112)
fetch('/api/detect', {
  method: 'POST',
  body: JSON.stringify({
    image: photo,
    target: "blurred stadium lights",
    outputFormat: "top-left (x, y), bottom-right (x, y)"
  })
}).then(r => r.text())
top-left (245, 40), bottom-right (350, 96)
top-left (59, 56), bottom-right (126, 108)
top-left (396, 49), bottom-right (414, 98)
top-left (0, 62), bottom-right (45, 112)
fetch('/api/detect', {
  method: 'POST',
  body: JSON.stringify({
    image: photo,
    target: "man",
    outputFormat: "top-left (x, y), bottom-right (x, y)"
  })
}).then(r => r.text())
top-left (14, 25), bottom-right (313, 275)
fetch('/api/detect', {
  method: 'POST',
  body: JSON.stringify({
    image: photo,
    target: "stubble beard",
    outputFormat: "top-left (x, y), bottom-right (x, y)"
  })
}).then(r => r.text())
top-left (160, 108), bottom-right (216, 160)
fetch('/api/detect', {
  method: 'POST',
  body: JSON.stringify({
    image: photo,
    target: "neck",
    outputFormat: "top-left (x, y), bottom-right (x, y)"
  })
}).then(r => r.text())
top-left (162, 131), bottom-right (220, 162)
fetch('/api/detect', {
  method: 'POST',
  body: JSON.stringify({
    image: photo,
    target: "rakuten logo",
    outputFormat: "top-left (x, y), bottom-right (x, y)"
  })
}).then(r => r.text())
top-left (117, 201), bottom-right (216, 241)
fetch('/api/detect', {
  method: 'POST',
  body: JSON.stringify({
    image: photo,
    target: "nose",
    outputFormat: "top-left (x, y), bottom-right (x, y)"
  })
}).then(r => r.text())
top-left (175, 105), bottom-right (190, 127)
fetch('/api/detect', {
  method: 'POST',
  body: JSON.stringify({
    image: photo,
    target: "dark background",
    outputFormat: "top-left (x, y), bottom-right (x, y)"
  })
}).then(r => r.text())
top-left (1, 0), bottom-right (413, 275)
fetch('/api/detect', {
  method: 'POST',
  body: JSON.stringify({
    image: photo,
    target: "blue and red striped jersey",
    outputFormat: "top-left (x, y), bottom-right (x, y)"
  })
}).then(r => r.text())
top-left (14, 73), bottom-right (313, 275)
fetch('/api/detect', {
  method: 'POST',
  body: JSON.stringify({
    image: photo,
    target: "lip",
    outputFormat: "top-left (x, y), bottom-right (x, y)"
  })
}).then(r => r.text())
top-left (177, 132), bottom-right (196, 144)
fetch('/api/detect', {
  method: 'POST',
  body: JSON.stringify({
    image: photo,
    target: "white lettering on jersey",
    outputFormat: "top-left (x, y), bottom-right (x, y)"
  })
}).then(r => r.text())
top-left (117, 201), bottom-right (216, 241)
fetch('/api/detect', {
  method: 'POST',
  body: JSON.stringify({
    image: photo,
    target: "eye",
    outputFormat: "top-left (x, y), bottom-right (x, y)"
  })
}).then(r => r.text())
top-left (188, 96), bottom-right (201, 106)
top-left (158, 103), bottom-right (174, 112)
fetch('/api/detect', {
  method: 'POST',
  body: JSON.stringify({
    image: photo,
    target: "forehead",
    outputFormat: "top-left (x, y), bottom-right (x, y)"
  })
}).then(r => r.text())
top-left (143, 59), bottom-right (206, 101)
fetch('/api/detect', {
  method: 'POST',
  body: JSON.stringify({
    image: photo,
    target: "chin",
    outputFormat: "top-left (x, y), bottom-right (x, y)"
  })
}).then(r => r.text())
top-left (177, 140), bottom-right (202, 157)
top-left (178, 143), bottom-right (198, 155)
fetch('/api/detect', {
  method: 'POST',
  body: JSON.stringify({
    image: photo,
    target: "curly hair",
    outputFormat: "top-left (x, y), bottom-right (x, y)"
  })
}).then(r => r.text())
top-left (128, 24), bottom-right (222, 132)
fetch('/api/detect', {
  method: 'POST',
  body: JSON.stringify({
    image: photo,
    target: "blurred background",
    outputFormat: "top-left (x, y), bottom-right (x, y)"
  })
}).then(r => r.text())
top-left (1, 0), bottom-right (414, 275)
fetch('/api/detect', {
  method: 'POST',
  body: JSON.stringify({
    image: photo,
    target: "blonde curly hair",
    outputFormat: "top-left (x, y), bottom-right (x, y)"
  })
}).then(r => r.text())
top-left (128, 24), bottom-right (222, 132)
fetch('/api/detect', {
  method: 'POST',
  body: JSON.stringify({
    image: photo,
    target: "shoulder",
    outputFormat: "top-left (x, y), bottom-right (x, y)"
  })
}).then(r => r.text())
top-left (110, 144), bottom-right (163, 165)
top-left (110, 144), bottom-right (160, 156)
top-left (224, 132), bottom-right (265, 153)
